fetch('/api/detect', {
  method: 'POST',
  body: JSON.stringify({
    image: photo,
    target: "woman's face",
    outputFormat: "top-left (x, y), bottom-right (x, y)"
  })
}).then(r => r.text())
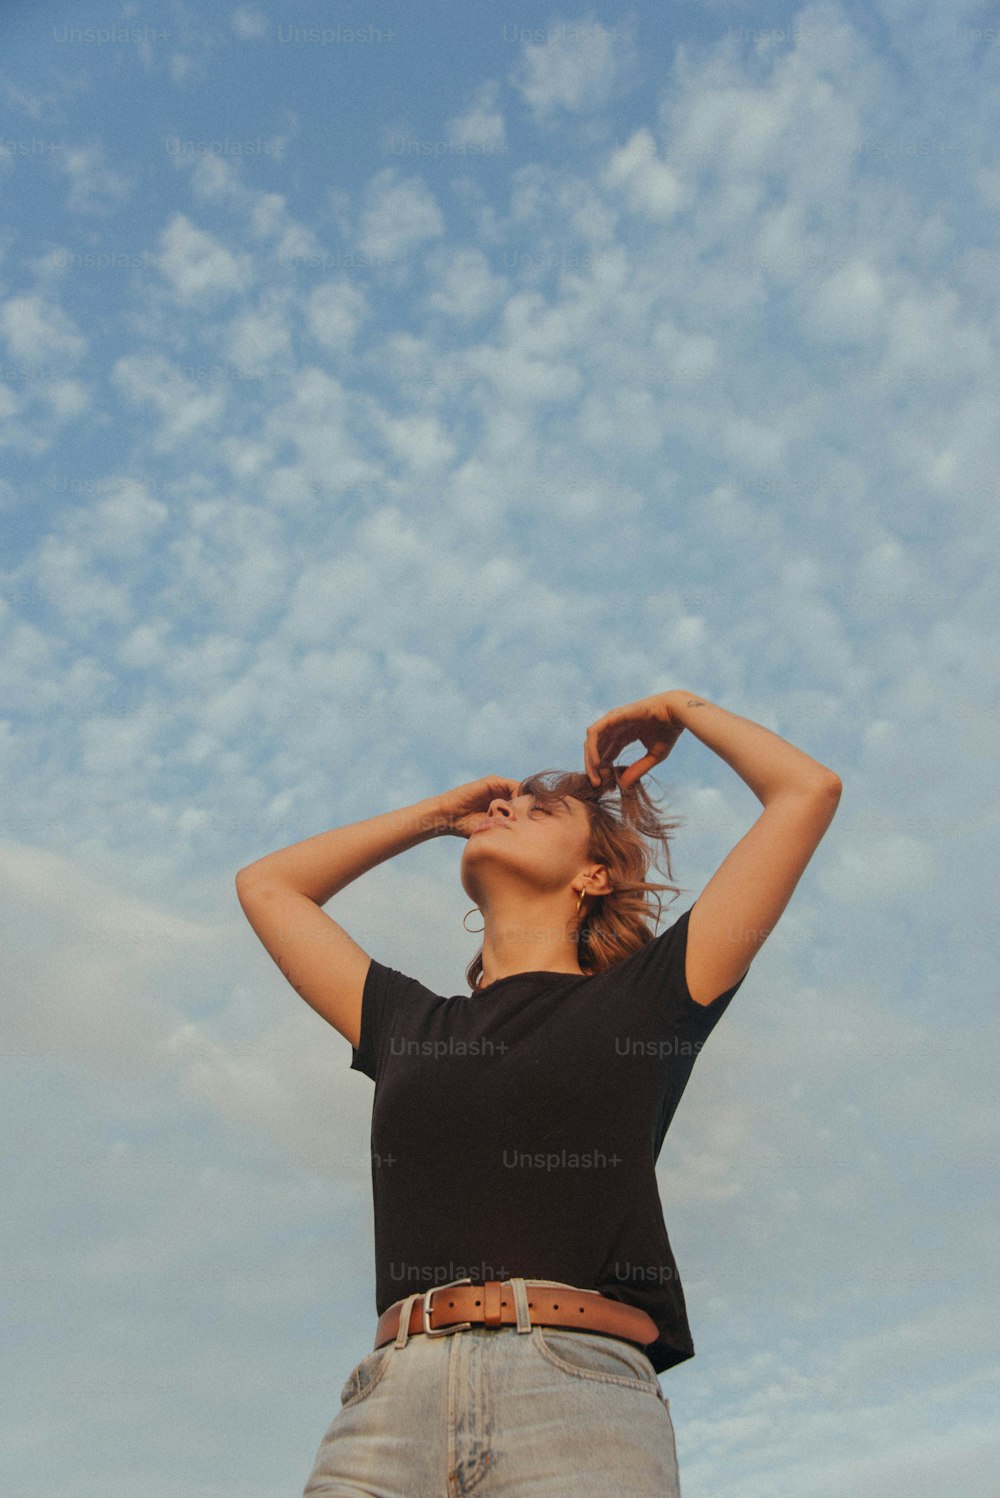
top-left (459, 787), bottom-right (595, 903)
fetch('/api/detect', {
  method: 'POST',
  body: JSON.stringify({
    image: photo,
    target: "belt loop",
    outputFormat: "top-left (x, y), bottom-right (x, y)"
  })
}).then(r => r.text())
top-left (483, 1278), bottom-right (503, 1328)
top-left (393, 1292), bottom-right (421, 1350)
top-left (511, 1276), bottom-right (532, 1333)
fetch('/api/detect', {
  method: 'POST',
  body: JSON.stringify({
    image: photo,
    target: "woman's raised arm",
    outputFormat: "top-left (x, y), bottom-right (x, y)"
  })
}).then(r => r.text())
top-left (584, 688), bottom-right (841, 1006)
top-left (236, 795), bottom-right (451, 905)
top-left (234, 776), bottom-right (518, 1045)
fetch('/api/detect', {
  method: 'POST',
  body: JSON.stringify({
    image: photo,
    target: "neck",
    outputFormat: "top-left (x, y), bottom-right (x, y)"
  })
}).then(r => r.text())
top-left (476, 890), bottom-right (583, 988)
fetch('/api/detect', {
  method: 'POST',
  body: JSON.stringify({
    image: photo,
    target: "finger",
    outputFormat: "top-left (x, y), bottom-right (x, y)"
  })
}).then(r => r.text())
top-left (583, 722), bottom-right (605, 783)
top-left (584, 715), bottom-right (636, 783)
top-left (584, 708), bottom-right (627, 768)
top-left (587, 745), bottom-right (625, 786)
top-left (617, 753), bottom-right (659, 790)
top-left (488, 776), bottom-right (520, 799)
top-left (594, 729), bottom-right (642, 783)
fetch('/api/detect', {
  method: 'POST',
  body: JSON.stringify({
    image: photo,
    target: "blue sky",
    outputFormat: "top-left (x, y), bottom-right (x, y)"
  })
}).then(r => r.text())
top-left (2, 0), bottom-right (998, 1494)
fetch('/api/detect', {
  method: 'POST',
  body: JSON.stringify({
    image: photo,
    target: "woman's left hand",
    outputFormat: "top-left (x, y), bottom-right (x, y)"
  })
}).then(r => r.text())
top-left (583, 691), bottom-right (687, 790)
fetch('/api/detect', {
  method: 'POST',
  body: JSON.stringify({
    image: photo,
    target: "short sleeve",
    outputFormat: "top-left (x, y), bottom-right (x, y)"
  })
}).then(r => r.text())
top-left (349, 959), bottom-right (428, 1082)
top-left (619, 903), bottom-right (748, 1037)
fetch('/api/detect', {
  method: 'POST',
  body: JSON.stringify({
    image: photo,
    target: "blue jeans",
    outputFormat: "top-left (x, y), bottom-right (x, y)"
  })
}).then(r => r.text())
top-left (301, 1279), bottom-right (682, 1497)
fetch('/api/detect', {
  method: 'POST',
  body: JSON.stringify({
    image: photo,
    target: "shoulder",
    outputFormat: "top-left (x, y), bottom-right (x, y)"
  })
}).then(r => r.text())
top-left (596, 905), bottom-right (745, 1021)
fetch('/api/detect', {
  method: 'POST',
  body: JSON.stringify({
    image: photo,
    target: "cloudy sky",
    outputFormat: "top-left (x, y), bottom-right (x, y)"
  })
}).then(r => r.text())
top-left (2, 0), bottom-right (998, 1493)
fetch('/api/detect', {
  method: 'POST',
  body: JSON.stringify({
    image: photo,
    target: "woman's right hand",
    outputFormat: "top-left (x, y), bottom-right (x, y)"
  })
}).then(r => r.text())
top-left (433, 775), bottom-right (522, 839)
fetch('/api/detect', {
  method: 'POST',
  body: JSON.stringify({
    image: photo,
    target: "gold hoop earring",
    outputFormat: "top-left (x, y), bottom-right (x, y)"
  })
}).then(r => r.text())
top-left (463, 907), bottom-right (485, 934)
top-left (576, 888), bottom-right (586, 917)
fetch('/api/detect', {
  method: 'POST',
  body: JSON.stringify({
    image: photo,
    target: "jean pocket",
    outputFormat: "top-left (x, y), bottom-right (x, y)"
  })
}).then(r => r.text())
top-left (533, 1326), bottom-right (662, 1395)
top-left (339, 1344), bottom-right (393, 1408)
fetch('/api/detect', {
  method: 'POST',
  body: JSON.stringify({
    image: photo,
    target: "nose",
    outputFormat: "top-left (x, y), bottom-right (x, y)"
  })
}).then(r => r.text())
top-left (487, 796), bottom-right (514, 819)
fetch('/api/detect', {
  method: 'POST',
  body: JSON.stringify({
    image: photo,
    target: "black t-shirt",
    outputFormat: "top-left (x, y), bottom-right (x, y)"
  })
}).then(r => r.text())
top-left (349, 902), bottom-right (747, 1374)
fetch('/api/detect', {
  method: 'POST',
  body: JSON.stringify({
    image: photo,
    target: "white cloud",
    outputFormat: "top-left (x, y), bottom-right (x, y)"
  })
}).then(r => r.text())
top-left (462, 339), bottom-right (583, 404)
top-left (169, 51), bottom-right (197, 85)
top-left (0, 837), bottom-right (222, 1077)
top-left (118, 619), bottom-right (171, 670)
top-left (272, 220), bottom-right (322, 266)
top-left (720, 413), bottom-right (788, 469)
top-left (663, 2), bottom-right (871, 216)
top-left (0, 381), bottom-right (23, 422)
top-left (37, 376), bottom-right (90, 420)
top-left (262, 367), bottom-right (384, 493)
top-left (356, 167), bottom-right (446, 264)
top-left (79, 479), bottom-right (170, 560)
top-left (509, 14), bottom-right (639, 117)
top-left (805, 257), bottom-right (887, 343)
top-left (651, 319), bottom-right (718, 383)
top-left (0, 293), bottom-right (86, 363)
top-left (249, 191), bottom-right (290, 239)
top-left (818, 829), bottom-right (935, 902)
top-left (371, 409), bottom-right (458, 472)
top-left (0, 76), bottom-right (46, 120)
top-left (446, 79), bottom-right (508, 153)
top-left (160, 1007), bottom-right (368, 1175)
top-left (57, 142), bottom-right (134, 215)
top-left (880, 286), bottom-right (992, 383)
top-left (10, 478), bottom-right (167, 635)
top-left (184, 150), bottom-right (238, 203)
top-left (602, 127), bottom-right (686, 220)
top-left (179, 154), bottom-right (316, 264)
top-left (155, 213), bottom-right (253, 304)
top-left (111, 352), bottom-right (227, 448)
top-left (575, 383), bottom-right (669, 453)
top-left (305, 278), bottom-right (370, 352)
top-left (230, 7), bottom-right (267, 40)
top-left (974, 164), bottom-right (1000, 209)
top-left (32, 536), bottom-right (134, 629)
top-left (223, 300), bottom-right (293, 375)
top-left (158, 499), bottom-right (291, 634)
top-left (422, 246), bottom-right (507, 321)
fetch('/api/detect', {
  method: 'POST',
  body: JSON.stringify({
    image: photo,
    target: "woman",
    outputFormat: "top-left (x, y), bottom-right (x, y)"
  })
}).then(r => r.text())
top-left (236, 688), bottom-right (842, 1497)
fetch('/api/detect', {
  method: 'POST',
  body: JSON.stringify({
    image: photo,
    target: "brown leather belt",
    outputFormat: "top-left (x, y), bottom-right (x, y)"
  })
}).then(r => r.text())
top-left (374, 1278), bottom-right (659, 1351)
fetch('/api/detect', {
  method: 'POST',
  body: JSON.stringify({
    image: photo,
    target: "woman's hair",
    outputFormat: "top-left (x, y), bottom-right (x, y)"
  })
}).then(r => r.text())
top-left (465, 767), bottom-right (686, 993)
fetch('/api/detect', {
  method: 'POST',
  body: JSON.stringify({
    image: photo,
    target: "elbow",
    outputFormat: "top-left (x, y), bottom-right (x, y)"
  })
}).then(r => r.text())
top-left (236, 866), bottom-right (297, 902)
top-left (797, 771), bottom-right (842, 800)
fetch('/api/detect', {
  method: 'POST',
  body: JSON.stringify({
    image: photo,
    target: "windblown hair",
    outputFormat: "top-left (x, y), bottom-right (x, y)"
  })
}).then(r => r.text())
top-left (465, 767), bottom-right (686, 993)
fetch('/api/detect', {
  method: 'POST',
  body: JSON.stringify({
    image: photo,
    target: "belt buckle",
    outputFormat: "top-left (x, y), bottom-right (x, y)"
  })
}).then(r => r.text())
top-left (422, 1276), bottom-right (474, 1338)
